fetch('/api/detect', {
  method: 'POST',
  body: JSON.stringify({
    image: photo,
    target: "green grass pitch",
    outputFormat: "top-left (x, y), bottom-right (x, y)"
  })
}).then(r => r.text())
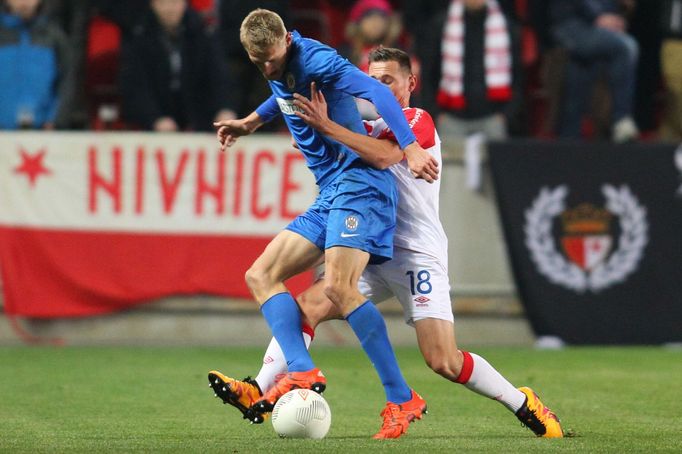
top-left (1, 345), bottom-right (680, 452)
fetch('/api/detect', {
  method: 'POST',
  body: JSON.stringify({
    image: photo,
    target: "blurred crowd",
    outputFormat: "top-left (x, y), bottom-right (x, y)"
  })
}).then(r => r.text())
top-left (2, 0), bottom-right (682, 142)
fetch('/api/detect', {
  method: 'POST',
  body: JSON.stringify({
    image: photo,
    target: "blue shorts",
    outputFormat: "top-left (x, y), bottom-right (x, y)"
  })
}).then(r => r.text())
top-left (286, 166), bottom-right (397, 264)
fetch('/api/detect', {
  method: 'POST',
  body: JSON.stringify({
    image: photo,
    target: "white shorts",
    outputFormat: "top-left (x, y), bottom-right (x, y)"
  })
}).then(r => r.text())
top-left (358, 247), bottom-right (453, 326)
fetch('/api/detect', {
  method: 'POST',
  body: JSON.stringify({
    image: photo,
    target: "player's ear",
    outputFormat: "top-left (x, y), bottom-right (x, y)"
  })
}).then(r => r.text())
top-left (285, 32), bottom-right (293, 47)
top-left (408, 73), bottom-right (417, 93)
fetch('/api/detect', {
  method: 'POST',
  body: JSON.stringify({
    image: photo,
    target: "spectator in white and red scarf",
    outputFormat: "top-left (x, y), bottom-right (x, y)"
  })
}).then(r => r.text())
top-left (433, 0), bottom-right (523, 140)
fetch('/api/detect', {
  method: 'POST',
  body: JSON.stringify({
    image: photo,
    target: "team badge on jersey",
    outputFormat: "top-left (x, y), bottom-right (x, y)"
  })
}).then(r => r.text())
top-left (345, 215), bottom-right (359, 231)
top-left (286, 72), bottom-right (296, 90)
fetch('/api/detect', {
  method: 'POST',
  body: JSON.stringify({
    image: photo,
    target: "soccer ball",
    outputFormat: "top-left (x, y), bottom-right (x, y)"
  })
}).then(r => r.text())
top-left (271, 389), bottom-right (331, 439)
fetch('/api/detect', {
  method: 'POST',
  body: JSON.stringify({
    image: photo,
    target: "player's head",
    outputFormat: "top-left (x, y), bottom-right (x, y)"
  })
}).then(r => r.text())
top-left (367, 47), bottom-right (416, 108)
top-left (240, 8), bottom-right (292, 81)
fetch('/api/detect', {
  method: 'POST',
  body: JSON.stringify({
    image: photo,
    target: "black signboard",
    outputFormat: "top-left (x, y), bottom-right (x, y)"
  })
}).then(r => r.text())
top-left (489, 141), bottom-right (682, 344)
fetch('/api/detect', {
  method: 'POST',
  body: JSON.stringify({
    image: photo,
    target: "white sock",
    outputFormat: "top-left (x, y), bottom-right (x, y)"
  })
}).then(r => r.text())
top-left (254, 328), bottom-right (313, 393)
top-left (457, 351), bottom-right (527, 413)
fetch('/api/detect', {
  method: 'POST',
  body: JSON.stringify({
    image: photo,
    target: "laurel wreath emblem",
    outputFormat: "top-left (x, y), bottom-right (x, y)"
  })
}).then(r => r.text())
top-left (524, 185), bottom-right (648, 293)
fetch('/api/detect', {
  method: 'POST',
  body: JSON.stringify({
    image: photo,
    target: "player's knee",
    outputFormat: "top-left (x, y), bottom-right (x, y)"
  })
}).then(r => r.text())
top-left (297, 291), bottom-right (322, 326)
top-left (322, 281), bottom-right (348, 305)
top-left (296, 289), bottom-right (311, 309)
top-left (425, 351), bottom-right (463, 381)
top-left (426, 359), bottom-right (455, 379)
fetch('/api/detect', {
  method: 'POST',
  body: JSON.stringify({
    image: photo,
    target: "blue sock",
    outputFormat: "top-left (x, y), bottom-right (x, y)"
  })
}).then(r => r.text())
top-left (260, 293), bottom-right (315, 372)
top-left (346, 301), bottom-right (412, 403)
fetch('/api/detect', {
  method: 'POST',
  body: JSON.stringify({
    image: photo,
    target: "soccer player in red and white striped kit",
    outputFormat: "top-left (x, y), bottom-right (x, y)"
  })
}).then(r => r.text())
top-left (209, 47), bottom-right (563, 439)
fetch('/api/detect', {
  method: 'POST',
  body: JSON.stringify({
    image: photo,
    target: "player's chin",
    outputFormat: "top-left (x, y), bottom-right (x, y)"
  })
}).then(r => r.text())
top-left (265, 70), bottom-right (284, 81)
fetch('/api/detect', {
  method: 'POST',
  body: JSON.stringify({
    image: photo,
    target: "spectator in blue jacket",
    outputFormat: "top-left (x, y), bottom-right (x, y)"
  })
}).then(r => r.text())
top-left (549, 0), bottom-right (639, 142)
top-left (0, 0), bottom-right (75, 129)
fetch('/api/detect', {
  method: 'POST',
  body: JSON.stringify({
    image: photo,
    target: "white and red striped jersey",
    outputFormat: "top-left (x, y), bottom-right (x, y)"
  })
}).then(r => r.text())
top-left (364, 107), bottom-right (448, 264)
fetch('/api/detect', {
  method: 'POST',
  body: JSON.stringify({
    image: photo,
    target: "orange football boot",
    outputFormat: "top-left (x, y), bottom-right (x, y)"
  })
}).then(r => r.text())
top-left (208, 371), bottom-right (267, 423)
top-left (373, 390), bottom-right (427, 439)
top-left (251, 367), bottom-right (326, 414)
top-left (516, 387), bottom-right (563, 438)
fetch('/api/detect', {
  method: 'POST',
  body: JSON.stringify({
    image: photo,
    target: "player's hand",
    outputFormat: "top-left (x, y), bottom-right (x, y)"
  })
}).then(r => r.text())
top-left (213, 118), bottom-right (253, 151)
top-left (292, 82), bottom-right (333, 134)
top-left (404, 142), bottom-right (439, 183)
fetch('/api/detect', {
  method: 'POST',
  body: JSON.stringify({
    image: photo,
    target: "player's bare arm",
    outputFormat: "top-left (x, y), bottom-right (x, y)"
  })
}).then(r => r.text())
top-left (294, 82), bottom-right (438, 180)
top-left (213, 111), bottom-right (266, 151)
top-left (293, 82), bottom-right (403, 169)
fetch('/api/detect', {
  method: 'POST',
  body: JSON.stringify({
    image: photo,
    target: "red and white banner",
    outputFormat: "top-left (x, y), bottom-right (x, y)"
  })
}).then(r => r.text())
top-left (0, 132), bottom-right (317, 317)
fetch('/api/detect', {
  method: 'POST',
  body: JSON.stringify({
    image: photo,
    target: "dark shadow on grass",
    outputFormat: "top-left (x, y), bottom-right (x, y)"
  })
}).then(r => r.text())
top-left (325, 434), bottom-right (552, 441)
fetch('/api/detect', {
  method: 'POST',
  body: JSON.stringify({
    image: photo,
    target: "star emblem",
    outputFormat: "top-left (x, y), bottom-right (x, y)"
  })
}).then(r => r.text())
top-left (14, 148), bottom-right (51, 187)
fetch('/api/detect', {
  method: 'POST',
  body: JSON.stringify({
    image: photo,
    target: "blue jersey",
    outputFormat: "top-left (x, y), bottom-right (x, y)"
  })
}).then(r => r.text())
top-left (256, 31), bottom-right (416, 189)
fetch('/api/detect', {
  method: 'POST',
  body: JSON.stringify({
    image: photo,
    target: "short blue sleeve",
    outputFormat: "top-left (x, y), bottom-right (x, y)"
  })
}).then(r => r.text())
top-left (255, 95), bottom-right (281, 123)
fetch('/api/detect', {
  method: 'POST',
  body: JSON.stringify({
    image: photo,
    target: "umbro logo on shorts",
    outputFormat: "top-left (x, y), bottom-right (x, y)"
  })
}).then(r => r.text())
top-left (414, 296), bottom-right (430, 307)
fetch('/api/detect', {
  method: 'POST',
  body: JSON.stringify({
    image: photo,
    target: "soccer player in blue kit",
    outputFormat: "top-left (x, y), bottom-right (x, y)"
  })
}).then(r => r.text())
top-left (211, 9), bottom-right (439, 437)
top-left (212, 47), bottom-right (563, 440)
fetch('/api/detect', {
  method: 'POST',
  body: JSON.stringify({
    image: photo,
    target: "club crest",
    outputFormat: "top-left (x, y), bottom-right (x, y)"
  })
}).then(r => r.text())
top-left (286, 72), bottom-right (296, 90)
top-left (560, 204), bottom-right (613, 271)
top-left (524, 185), bottom-right (648, 293)
top-left (345, 215), bottom-right (359, 231)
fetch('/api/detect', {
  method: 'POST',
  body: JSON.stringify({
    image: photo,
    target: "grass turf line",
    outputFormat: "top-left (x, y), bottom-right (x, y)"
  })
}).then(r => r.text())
top-left (1, 346), bottom-right (680, 453)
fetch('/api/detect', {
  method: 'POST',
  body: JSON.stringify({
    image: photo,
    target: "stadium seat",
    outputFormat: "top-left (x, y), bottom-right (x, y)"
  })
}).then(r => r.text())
top-left (85, 16), bottom-right (124, 130)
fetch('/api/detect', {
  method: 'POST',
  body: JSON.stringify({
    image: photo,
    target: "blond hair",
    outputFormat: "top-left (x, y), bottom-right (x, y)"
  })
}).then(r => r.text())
top-left (239, 9), bottom-right (287, 54)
